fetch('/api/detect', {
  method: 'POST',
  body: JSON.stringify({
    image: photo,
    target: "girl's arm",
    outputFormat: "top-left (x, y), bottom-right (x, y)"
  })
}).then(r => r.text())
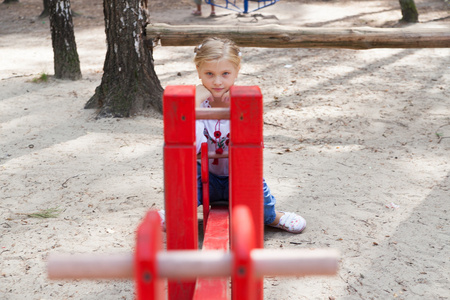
top-left (195, 121), bottom-right (207, 154)
top-left (221, 91), bottom-right (230, 103)
top-left (196, 84), bottom-right (212, 107)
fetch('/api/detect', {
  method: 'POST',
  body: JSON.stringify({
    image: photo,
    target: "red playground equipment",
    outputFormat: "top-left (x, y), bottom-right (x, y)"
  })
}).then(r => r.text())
top-left (47, 86), bottom-right (339, 299)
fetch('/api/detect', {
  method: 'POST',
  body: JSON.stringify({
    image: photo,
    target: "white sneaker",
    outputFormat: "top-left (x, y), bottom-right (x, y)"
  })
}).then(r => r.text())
top-left (270, 212), bottom-right (306, 234)
top-left (158, 210), bottom-right (166, 232)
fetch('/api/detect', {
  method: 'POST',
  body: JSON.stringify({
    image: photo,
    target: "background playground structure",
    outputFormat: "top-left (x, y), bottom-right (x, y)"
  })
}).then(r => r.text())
top-left (204, 0), bottom-right (280, 14)
top-left (1, 0), bottom-right (449, 299)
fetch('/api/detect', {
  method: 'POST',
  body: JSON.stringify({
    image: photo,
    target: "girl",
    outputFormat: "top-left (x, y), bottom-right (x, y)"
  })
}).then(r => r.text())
top-left (160, 38), bottom-right (306, 234)
top-left (192, 0), bottom-right (216, 17)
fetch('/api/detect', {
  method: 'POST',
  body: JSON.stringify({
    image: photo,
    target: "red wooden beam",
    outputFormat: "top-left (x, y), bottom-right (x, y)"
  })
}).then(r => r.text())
top-left (163, 85), bottom-right (198, 300)
top-left (201, 142), bottom-right (210, 233)
top-left (232, 206), bottom-right (256, 300)
top-left (193, 207), bottom-right (230, 300)
top-left (229, 86), bottom-right (264, 300)
top-left (135, 211), bottom-right (164, 300)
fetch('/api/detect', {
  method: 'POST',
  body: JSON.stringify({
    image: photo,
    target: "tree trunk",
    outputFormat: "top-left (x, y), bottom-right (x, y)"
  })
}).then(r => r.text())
top-left (85, 0), bottom-right (163, 118)
top-left (40, 0), bottom-right (50, 19)
top-left (48, 0), bottom-right (82, 80)
top-left (399, 0), bottom-right (419, 23)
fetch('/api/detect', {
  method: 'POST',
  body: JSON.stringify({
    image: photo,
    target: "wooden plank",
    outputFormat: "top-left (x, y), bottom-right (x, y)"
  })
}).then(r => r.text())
top-left (201, 207), bottom-right (230, 251)
top-left (193, 207), bottom-right (230, 300)
top-left (147, 23), bottom-right (450, 49)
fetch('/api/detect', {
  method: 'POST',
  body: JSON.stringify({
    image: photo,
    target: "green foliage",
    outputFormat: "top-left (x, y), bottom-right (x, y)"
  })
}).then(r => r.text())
top-left (32, 73), bottom-right (49, 83)
top-left (27, 207), bottom-right (61, 219)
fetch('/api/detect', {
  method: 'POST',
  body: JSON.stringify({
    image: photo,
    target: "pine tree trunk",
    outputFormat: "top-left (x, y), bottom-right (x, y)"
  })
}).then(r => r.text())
top-left (48, 0), bottom-right (82, 80)
top-left (40, 0), bottom-right (50, 19)
top-left (85, 0), bottom-right (163, 118)
top-left (399, 0), bottom-right (419, 23)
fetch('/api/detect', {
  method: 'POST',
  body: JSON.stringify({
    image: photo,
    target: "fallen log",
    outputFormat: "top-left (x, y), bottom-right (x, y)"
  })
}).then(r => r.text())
top-left (146, 23), bottom-right (450, 49)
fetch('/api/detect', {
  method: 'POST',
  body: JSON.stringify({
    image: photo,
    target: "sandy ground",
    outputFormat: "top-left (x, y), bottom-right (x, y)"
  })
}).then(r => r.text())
top-left (1, 0), bottom-right (450, 299)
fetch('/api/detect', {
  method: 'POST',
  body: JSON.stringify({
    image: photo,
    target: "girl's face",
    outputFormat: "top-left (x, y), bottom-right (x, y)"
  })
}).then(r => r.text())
top-left (197, 59), bottom-right (240, 102)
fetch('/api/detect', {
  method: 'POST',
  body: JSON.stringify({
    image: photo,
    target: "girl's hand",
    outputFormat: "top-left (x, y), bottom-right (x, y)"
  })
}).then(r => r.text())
top-left (196, 85), bottom-right (213, 107)
top-left (221, 91), bottom-right (230, 103)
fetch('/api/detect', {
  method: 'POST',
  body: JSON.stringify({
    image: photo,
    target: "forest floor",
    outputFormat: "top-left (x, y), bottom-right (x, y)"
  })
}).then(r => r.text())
top-left (1, 0), bottom-right (449, 299)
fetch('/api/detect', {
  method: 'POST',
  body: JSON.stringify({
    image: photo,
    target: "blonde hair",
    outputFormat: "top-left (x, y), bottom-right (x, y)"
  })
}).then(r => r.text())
top-left (194, 37), bottom-right (241, 69)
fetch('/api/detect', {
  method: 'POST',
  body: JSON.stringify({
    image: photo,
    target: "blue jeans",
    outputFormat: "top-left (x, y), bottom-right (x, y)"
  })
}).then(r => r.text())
top-left (197, 163), bottom-right (277, 225)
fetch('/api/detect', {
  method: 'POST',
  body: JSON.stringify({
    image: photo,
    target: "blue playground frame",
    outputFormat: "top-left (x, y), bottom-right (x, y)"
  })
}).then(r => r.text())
top-left (204, 0), bottom-right (280, 14)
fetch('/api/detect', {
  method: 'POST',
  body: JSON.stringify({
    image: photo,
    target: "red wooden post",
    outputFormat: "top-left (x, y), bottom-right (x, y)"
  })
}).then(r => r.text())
top-left (163, 85), bottom-right (198, 300)
top-left (229, 86), bottom-right (264, 300)
top-left (135, 211), bottom-right (164, 300)
top-left (201, 142), bottom-right (210, 233)
top-left (232, 205), bottom-right (256, 300)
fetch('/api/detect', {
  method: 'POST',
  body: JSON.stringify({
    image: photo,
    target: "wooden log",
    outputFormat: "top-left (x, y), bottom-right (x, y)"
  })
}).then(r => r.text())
top-left (196, 107), bottom-right (230, 120)
top-left (48, 253), bottom-right (134, 280)
top-left (197, 151), bottom-right (229, 159)
top-left (252, 249), bottom-right (339, 277)
top-left (47, 249), bottom-right (339, 280)
top-left (147, 23), bottom-right (450, 49)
